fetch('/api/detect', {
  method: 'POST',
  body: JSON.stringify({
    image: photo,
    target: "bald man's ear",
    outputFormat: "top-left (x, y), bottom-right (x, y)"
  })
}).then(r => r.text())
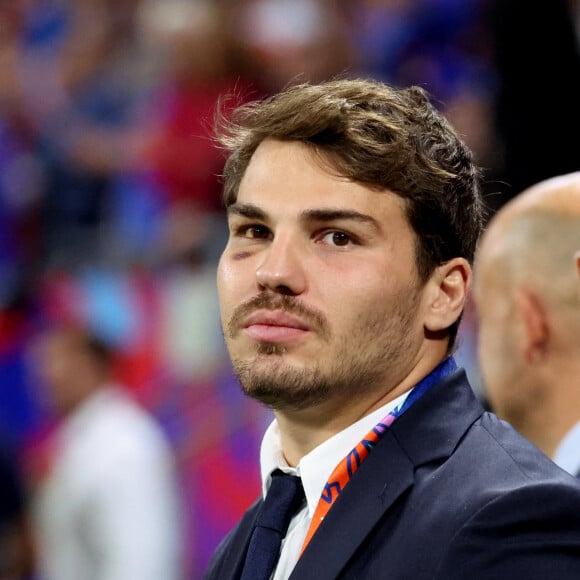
top-left (515, 289), bottom-right (549, 363)
top-left (423, 258), bottom-right (471, 333)
top-left (575, 251), bottom-right (580, 285)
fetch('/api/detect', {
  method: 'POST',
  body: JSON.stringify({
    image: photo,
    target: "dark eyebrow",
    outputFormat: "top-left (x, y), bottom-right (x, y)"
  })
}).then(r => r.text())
top-left (301, 208), bottom-right (380, 231)
top-left (226, 203), bottom-right (267, 220)
top-left (227, 204), bottom-right (381, 231)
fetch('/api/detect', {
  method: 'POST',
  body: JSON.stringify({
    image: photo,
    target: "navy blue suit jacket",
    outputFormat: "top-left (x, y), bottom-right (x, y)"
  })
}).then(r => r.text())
top-left (204, 369), bottom-right (580, 579)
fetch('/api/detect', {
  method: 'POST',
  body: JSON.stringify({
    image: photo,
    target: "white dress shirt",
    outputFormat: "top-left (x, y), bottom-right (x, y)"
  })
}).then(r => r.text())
top-left (553, 421), bottom-right (580, 477)
top-left (33, 386), bottom-right (182, 580)
top-left (260, 389), bottom-right (412, 580)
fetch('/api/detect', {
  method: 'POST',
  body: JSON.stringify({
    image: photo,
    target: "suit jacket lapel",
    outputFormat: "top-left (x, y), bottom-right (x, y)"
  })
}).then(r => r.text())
top-left (391, 369), bottom-right (483, 466)
top-left (290, 369), bottom-right (484, 579)
top-left (290, 432), bottom-right (414, 579)
top-left (207, 370), bottom-right (483, 580)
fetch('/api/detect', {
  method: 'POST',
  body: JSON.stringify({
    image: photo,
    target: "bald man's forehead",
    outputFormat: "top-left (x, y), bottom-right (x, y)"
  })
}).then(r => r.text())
top-left (477, 172), bottom-right (580, 268)
top-left (503, 172), bottom-right (580, 216)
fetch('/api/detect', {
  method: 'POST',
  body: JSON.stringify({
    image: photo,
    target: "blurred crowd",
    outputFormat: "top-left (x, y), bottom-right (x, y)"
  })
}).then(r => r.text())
top-left (0, 0), bottom-right (578, 577)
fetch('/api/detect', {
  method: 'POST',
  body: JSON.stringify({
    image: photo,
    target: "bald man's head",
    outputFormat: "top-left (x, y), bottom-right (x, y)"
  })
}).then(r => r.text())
top-left (474, 172), bottom-right (580, 454)
top-left (477, 172), bottom-right (580, 307)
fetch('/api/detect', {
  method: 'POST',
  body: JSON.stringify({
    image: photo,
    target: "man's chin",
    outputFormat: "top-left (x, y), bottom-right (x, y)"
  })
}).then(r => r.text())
top-left (232, 358), bottom-right (331, 411)
top-left (242, 383), bottom-right (332, 412)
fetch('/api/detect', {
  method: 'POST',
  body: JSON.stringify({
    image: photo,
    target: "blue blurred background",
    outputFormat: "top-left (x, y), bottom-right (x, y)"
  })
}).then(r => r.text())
top-left (1, 0), bottom-right (578, 576)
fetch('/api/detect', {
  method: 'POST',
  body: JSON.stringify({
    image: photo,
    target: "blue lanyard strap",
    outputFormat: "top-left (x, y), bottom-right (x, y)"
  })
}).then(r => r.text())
top-left (392, 356), bottom-right (457, 420)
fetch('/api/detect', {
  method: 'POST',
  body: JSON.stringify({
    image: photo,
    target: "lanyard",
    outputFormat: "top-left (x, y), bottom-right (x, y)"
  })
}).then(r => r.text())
top-left (300, 356), bottom-right (457, 555)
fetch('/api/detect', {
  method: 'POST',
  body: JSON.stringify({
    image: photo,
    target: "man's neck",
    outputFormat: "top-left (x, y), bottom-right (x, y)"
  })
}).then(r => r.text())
top-left (275, 350), bottom-right (448, 467)
top-left (523, 359), bottom-right (580, 459)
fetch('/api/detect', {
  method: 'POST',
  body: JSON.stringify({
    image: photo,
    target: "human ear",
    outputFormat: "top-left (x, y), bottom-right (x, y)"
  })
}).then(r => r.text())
top-left (514, 288), bottom-right (549, 363)
top-left (423, 258), bottom-right (471, 333)
top-left (575, 251), bottom-right (580, 286)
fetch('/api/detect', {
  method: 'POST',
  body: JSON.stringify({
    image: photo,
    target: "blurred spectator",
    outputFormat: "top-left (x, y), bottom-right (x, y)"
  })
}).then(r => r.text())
top-left (29, 325), bottom-right (183, 580)
top-left (231, 0), bottom-right (354, 93)
top-left (104, 0), bottom-right (262, 267)
top-left (489, 0), bottom-right (580, 207)
top-left (138, 0), bottom-right (255, 209)
top-left (15, 0), bottom-right (152, 271)
top-left (155, 200), bottom-right (226, 385)
top-left (474, 172), bottom-right (580, 476)
top-left (0, 1), bottom-right (43, 311)
top-left (343, 0), bottom-right (498, 168)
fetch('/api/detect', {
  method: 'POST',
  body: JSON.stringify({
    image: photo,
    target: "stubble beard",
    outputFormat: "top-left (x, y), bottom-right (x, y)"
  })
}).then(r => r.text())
top-left (227, 290), bottom-right (421, 412)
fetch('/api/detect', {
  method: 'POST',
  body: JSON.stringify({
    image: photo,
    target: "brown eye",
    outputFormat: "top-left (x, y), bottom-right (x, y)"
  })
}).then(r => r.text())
top-left (332, 232), bottom-right (350, 246)
top-left (321, 231), bottom-right (353, 247)
top-left (237, 224), bottom-right (271, 239)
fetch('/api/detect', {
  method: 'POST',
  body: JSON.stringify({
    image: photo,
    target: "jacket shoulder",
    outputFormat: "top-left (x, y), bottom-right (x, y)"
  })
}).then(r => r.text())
top-left (203, 498), bottom-right (261, 580)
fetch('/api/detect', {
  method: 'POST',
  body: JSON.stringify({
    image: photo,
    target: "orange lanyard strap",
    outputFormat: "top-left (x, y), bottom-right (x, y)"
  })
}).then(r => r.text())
top-left (299, 356), bottom-right (457, 555)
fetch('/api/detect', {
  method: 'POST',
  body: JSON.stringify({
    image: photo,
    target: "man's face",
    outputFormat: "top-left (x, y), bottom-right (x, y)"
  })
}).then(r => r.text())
top-left (217, 139), bottom-right (428, 411)
top-left (34, 332), bottom-right (88, 416)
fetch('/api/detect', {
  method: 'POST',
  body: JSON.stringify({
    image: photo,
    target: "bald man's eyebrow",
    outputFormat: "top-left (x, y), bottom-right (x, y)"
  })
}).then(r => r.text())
top-left (301, 208), bottom-right (381, 231)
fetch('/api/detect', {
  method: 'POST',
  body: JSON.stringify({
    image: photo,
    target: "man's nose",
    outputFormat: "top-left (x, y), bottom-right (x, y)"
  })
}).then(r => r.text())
top-left (255, 234), bottom-right (307, 296)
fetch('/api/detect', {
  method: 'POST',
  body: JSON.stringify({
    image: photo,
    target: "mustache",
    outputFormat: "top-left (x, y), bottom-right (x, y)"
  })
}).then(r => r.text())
top-left (227, 294), bottom-right (330, 339)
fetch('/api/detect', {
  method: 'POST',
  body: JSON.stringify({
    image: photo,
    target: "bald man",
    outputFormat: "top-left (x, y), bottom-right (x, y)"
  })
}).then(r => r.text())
top-left (474, 171), bottom-right (580, 477)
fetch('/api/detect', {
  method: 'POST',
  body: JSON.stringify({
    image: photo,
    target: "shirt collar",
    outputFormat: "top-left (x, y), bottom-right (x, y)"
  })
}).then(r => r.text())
top-left (259, 389), bottom-right (411, 517)
top-left (552, 421), bottom-right (580, 477)
top-left (59, 385), bottom-right (122, 441)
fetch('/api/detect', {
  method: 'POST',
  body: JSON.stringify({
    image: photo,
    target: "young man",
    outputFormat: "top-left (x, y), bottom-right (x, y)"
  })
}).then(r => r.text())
top-left (474, 172), bottom-right (580, 477)
top-left (205, 79), bottom-right (580, 579)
